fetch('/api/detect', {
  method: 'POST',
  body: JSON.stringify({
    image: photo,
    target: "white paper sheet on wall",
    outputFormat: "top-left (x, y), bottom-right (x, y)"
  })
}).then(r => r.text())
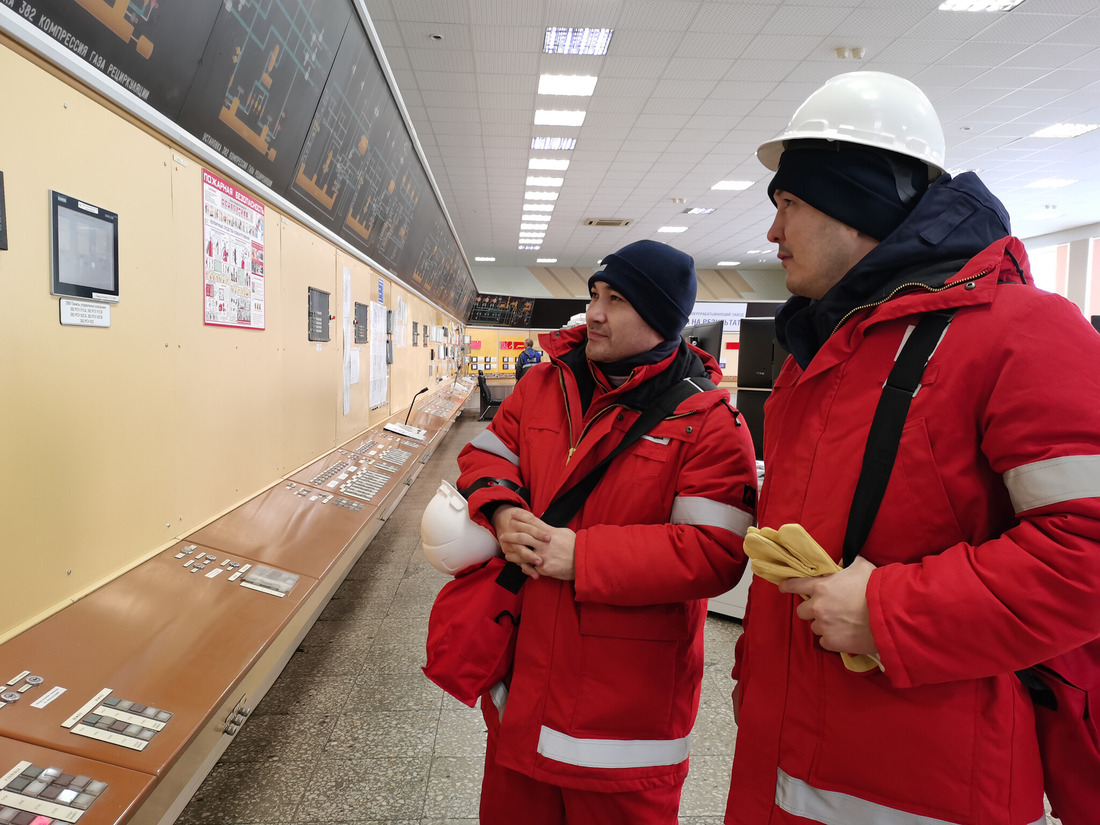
top-left (343, 268), bottom-right (352, 415)
top-left (369, 301), bottom-right (388, 408)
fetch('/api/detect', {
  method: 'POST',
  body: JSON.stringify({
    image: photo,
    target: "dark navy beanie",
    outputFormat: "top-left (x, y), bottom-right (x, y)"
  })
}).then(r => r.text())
top-left (588, 240), bottom-right (697, 342)
top-left (768, 142), bottom-right (929, 241)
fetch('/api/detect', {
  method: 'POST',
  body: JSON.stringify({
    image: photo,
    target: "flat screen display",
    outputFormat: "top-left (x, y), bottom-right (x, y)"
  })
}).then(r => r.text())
top-left (681, 320), bottom-right (724, 364)
top-left (50, 191), bottom-right (120, 302)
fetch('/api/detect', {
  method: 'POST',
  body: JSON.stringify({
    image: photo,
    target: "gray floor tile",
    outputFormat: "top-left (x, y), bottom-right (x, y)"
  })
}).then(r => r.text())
top-left (255, 674), bottom-right (358, 717)
top-left (325, 710), bottom-right (439, 759)
top-left (175, 759), bottom-right (312, 824)
top-left (347, 667), bottom-right (443, 712)
top-left (433, 707), bottom-right (487, 759)
top-left (423, 757), bottom-right (483, 819)
top-left (221, 713), bottom-right (338, 763)
top-left (680, 755), bottom-right (734, 818)
top-left (297, 757), bottom-right (430, 821)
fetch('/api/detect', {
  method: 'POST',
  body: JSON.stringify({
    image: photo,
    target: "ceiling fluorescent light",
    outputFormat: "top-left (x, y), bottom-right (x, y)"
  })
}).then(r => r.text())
top-left (523, 203), bottom-right (555, 212)
top-left (658, 226), bottom-right (688, 233)
top-left (544, 27), bottom-right (613, 56)
top-left (537, 258), bottom-right (558, 263)
top-left (539, 75), bottom-right (599, 96)
top-left (519, 244), bottom-right (542, 250)
top-left (1030, 123), bottom-right (1100, 139)
top-left (526, 176), bottom-right (564, 187)
top-left (521, 223), bottom-right (550, 231)
top-left (529, 158), bottom-right (570, 171)
top-left (474, 257), bottom-right (496, 262)
top-left (525, 191), bottom-right (559, 201)
top-left (938, 0), bottom-right (1024, 10)
top-left (1026, 178), bottom-right (1078, 189)
top-left (711, 180), bottom-right (754, 191)
top-left (535, 110), bottom-right (586, 127)
top-left (717, 261), bottom-right (741, 267)
top-left (685, 207), bottom-right (716, 215)
top-left (532, 137), bottom-right (577, 151)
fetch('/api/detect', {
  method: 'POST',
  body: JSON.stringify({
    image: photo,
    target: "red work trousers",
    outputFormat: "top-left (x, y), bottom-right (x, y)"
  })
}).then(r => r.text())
top-left (479, 702), bottom-right (684, 824)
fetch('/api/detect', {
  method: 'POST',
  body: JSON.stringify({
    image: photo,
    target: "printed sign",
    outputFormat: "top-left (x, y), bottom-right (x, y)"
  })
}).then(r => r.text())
top-left (202, 169), bottom-right (265, 330)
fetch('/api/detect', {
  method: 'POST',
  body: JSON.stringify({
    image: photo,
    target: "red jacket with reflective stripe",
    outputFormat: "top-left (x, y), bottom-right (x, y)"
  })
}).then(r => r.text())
top-left (727, 237), bottom-right (1100, 825)
top-left (458, 326), bottom-right (757, 791)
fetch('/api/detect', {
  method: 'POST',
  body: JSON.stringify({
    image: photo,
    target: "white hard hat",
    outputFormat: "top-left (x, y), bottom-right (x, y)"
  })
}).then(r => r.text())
top-left (421, 480), bottom-right (501, 575)
top-left (757, 71), bottom-right (946, 179)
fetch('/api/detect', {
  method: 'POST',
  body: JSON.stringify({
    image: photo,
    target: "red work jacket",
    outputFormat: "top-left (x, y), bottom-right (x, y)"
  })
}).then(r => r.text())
top-left (727, 237), bottom-right (1100, 825)
top-left (459, 327), bottom-right (757, 792)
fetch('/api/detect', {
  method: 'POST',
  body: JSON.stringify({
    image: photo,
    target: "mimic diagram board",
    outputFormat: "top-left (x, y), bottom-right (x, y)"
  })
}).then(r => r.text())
top-left (468, 294), bottom-right (535, 328)
top-left (14, 0), bottom-right (223, 116)
top-left (176, 0), bottom-right (352, 191)
top-left (8, 0), bottom-right (477, 321)
top-left (285, 22), bottom-right (475, 318)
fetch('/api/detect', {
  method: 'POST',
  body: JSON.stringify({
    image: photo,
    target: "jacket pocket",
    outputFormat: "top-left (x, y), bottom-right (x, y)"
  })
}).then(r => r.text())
top-left (807, 667), bottom-right (981, 822)
top-left (570, 602), bottom-right (693, 738)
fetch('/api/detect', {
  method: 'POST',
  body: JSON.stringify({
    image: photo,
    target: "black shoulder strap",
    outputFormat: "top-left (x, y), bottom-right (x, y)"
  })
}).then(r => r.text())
top-left (842, 310), bottom-right (957, 568)
top-left (541, 376), bottom-right (715, 528)
top-left (494, 375), bottom-right (714, 594)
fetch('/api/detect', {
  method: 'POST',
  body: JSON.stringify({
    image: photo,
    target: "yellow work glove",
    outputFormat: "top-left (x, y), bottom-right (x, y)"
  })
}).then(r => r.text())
top-left (744, 524), bottom-right (882, 673)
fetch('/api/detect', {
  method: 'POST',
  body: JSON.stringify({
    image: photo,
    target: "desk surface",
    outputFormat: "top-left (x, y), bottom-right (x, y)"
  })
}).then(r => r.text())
top-left (0, 547), bottom-right (316, 775)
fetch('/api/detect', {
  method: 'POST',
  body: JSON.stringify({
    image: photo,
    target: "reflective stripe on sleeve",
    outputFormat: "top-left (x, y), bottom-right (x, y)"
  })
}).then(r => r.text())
top-left (537, 726), bottom-right (690, 769)
top-left (774, 769), bottom-right (1044, 825)
top-left (671, 495), bottom-right (753, 537)
top-left (469, 429), bottom-right (520, 466)
top-left (1003, 454), bottom-right (1100, 513)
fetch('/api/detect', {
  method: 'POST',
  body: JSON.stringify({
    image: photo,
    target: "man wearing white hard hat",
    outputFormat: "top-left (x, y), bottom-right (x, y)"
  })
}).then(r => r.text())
top-left (725, 71), bottom-right (1100, 825)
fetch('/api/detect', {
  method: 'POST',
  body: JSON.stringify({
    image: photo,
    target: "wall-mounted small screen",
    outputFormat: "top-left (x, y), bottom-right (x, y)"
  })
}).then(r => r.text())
top-left (681, 320), bottom-right (724, 364)
top-left (50, 190), bottom-right (120, 303)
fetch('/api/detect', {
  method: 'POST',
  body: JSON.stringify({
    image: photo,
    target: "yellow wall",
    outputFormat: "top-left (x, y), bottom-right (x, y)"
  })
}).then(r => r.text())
top-left (0, 39), bottom-right (460, 637)
top-left (465, 328), bottom-right (535, 378)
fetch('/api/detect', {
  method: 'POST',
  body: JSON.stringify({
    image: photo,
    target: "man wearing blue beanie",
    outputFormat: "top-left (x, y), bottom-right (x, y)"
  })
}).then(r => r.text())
top-left (454, 238), bottom-right (757, 823)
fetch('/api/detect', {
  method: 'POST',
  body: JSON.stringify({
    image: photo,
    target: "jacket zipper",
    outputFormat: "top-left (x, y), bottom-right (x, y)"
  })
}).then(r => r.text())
top-left (558, 367), bottom-right (639, 462)
top-left (567, 403), bottom-right (619, 462)
top-left (832, 269), bottom-right (991, 336)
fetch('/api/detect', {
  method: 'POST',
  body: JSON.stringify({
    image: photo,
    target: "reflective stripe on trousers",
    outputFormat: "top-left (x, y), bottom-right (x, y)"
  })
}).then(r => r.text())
top-left (775, 769), bottom-right (1046, 825)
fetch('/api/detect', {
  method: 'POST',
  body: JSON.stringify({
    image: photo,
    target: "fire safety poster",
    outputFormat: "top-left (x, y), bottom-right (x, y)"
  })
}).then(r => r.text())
top-left (202, 168), bottom-right (266, 329)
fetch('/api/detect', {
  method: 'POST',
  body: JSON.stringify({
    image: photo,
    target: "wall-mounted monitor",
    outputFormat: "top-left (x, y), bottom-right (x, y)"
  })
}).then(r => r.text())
top-left (738, 317), bottom-right (782, 388)
top-left (50, 190), bottom-right (119, 303)
top-left (681, 320), bottom-right (724, 364)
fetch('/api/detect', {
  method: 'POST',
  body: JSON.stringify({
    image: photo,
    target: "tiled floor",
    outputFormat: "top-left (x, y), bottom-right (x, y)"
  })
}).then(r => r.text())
top-left (175, 399), bottom-right (1062, 825)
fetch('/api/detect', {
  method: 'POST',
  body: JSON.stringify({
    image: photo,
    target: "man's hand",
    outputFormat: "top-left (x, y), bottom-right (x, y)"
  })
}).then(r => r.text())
top-left (491, 506), bottom-right (576, 581)
top-left (779, 556), bottom-right (878, 656)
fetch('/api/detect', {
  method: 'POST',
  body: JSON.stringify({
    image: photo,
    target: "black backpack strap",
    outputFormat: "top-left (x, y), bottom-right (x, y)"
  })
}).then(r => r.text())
top-left (541, 376), bottom-right (714, 527)
top-left (842, 310), bottom-right (957, 567)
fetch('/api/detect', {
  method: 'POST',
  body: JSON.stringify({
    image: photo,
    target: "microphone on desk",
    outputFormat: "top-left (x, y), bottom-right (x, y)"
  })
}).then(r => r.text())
top-left (405, 387), bottom-right (429, 424)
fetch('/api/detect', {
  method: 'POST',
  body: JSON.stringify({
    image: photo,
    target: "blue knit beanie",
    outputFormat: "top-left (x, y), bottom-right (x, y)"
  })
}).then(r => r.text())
top-left (588, 240), bottom-right (697, 341)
